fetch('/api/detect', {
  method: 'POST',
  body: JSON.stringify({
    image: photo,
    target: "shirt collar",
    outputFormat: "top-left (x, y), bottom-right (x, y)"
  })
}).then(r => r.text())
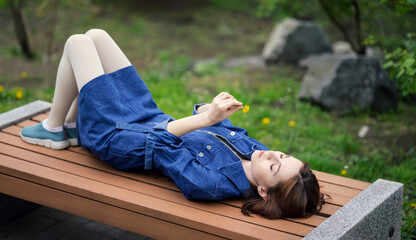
top-left (218, 161), bottom-right (251, 195)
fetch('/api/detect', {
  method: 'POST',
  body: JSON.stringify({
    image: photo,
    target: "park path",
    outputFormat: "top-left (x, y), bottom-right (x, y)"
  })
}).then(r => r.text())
top-left (0, 206), bottom-right (153, 240)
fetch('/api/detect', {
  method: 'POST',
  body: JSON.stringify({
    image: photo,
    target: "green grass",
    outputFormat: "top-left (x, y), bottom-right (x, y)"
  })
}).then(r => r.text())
top-left (0, 1), bottom-right (415, 238)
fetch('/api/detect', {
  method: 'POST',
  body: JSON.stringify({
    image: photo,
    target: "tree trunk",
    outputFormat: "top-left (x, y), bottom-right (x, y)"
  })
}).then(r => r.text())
top-left (45, 0), bottom-right (60, 59)
top-left (8, 0), bottom-right (34, 59)
top-left (317, 0), bottom-right (366, 55)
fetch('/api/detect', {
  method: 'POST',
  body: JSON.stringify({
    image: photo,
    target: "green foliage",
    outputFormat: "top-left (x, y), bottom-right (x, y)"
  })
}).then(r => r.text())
top-left (381, 0), bottom-right (416, 14)
top-left (255, 0), bottom-right (313, 19)
top-left (383, 33), bottom-right (416, 97)
top-left (0, 0), bottom-right (7, 7)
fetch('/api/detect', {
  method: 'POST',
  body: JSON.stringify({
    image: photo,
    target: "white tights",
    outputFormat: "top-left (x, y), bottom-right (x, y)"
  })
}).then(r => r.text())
top-left (46, 29), bottom-right (132, 128)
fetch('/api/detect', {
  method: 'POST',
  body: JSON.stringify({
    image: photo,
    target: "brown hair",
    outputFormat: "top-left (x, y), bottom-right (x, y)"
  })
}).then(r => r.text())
top-left (241, 163), bottom-right (325, 219)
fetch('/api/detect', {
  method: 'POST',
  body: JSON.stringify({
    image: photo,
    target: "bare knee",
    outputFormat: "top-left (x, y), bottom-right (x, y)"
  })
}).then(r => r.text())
top-left (85, 28), bottom-right (109, 41)
top-left (65, 34), bottom-right (93, 49)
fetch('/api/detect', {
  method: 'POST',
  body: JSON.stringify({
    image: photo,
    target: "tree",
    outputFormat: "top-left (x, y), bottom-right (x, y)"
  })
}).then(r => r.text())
top-left (8, 0), bottom-right (34, 59)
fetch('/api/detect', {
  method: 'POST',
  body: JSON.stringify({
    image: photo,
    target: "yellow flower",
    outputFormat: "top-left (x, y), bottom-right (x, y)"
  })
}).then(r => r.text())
top-left (15, 90), bottom-right (23, 99)
top-left (341, 170), bottom-right (347, 176)
top-left (0, 85), bottom-right (4, 93)
top-left (262, 117), bottom-right (271, 125)
top-left (288, 120), bottom-right (296, 127)
top-left (242, 105), bottom-right (250, 113)
top-left (20, 71), bottom-right (27, 79)
top-left (411, 203), bottom-right (416, 208)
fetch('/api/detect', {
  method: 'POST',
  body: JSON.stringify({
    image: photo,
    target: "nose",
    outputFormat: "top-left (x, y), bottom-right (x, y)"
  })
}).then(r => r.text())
top-left (266, 151), bottom-right (276, 160)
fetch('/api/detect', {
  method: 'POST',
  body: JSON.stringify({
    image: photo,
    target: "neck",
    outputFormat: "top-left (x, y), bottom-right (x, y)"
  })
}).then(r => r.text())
top-left (241, 160), bottom-right (255, 186)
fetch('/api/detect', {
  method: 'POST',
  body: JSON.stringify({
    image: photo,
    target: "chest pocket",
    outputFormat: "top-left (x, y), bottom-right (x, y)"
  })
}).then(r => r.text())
top-left (194, 142), bottom-right (222, 166)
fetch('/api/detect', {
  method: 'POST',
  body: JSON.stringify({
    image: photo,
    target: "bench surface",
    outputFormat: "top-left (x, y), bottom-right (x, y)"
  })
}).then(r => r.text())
top-left (0, 112), bottom-right (371, 240)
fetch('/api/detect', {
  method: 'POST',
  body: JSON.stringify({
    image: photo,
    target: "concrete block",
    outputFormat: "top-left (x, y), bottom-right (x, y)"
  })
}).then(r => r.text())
top-left (304, 179), bottom-right (403, 240)
top-left (0, 100), bottom-right (51, 129)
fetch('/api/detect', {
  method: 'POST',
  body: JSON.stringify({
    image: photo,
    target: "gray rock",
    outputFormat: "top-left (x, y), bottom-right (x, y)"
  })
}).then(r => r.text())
top-left (223, 55), bottom-right (265, 69)
top-left (192, 55), bottom-right (266, 74)
top-left (366, 46), bottom-right (385, 62)
top-left (298, 54), bottom-right (398, 112)
top-left (262, 18), bottom-right (332, 64)
top-left (332, 41), bottom-right (355, 55)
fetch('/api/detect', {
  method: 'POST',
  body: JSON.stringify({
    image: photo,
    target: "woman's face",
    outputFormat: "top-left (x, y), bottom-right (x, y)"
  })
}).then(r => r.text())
top-left (251, 150), bottom-right (304, 191)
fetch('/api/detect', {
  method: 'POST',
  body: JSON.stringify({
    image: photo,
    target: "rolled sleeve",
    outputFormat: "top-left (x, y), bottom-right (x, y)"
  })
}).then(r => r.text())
top-left (193, 103), bottom-right (207, 115)
top-left (145, 117), bottom-right (183, 169)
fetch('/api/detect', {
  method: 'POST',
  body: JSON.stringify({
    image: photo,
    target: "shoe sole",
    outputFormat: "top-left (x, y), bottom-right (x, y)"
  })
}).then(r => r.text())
top-left (68, 138), bottom-right (78, 147)
top-left (20, 133), bottom-right (70, 150)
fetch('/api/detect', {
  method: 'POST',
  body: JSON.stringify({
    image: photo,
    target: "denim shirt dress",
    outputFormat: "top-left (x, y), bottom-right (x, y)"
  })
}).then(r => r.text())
top-left (77, 65), bottom-right (269, 201)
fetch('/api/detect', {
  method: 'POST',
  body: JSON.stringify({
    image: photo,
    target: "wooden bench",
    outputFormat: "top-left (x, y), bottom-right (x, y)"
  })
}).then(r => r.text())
top-left (0, 101), bottom-right (403, 239)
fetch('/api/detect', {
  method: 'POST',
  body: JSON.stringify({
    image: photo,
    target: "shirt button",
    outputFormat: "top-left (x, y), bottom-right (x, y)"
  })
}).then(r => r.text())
top-left (207, 145), bottom-right (212, 150)
top-left (230, 131), bottom-right (236, 136)
top-left (199, 152), bottom-right (204, 157)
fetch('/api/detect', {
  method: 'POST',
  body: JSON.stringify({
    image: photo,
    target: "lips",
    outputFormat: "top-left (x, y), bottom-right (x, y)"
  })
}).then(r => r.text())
top-left (259, 150), bottom-right (265, 158)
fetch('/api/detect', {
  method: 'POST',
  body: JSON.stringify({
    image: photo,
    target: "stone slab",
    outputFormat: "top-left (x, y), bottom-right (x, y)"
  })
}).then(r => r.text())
top-left (0, 100), bottom-right (51, 130)
top-left (303, 179), bottom-right (403, 240)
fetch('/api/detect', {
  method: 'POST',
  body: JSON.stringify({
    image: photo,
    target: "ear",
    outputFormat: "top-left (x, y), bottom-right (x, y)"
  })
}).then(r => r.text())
top-left (257, 185), bottom-right (268, 200)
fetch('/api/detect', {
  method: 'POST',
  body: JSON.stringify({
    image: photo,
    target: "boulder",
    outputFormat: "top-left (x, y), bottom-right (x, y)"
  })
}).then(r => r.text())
top-left (298, 54), bottom-right (398, 112)
top-left (262, 18), bottom-right (332, 64)
top-left (332, 41), bottom-right (355, 55)
top-left (223, 55), bottom-right (265, 69)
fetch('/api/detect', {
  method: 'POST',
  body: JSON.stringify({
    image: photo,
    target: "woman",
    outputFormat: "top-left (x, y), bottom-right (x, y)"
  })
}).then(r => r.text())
top-left (20, 29), bottom-right (324, 219)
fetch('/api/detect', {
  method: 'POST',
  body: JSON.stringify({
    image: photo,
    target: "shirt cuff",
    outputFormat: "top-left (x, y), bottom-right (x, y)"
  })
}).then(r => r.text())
top-left (152, 117), bottom-right (175, 131)
top-left (193, 103), bottom-right (208, 115)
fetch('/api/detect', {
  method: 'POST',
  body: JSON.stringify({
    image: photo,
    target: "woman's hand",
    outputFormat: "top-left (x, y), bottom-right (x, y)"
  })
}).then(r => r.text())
top-left (205, 92), bottom-right (243, 125)
top-left (166, 92), bottom-right (243, 137)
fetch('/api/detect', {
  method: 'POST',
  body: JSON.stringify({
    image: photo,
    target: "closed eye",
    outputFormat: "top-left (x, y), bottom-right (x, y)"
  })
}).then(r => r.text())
top-left (273, 163), bottom-right (281, 176)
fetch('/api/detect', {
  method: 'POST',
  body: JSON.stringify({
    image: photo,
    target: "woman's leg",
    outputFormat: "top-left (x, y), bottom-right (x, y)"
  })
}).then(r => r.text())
top-left (85, 29), bottom-right (132, 74)
top-left (21, 34), bottom-right (105, 149)
top-left (59, 29), bottom-right (131, 137)
top-left (47, 34), bottom-right (105, 127)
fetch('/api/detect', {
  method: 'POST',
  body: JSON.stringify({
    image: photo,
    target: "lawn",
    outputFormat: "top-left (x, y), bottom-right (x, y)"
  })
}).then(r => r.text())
top-left (0, 1), bottom-right (415, 238)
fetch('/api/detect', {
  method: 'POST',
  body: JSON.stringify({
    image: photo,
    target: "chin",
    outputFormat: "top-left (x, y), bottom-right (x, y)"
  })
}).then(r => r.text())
top-left (252, 150), bottom-right (260, 162)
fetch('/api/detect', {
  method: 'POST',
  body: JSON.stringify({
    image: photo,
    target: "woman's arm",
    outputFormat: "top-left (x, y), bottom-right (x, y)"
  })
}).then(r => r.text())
top-left (196, 103), bottom-right (211, 114)
top-left (166, 92), bottom-right (243, 137)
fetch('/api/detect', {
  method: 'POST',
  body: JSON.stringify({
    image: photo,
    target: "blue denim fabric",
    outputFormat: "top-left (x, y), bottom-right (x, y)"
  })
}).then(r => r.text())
top-left (77, 65), bottom-right (269, 200)
top-left (145, 110), bottom-right (270, 200)
top-left (77, 65), bottom-right (169, 170)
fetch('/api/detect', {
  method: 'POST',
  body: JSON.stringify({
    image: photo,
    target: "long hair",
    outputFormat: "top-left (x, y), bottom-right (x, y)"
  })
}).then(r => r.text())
top-left (241, 163), bottom-right (325, 219)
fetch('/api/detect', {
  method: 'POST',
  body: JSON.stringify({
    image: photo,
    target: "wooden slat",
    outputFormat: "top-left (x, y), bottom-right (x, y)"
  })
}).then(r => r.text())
top-left (0, 142), bottom-right (316, 236)
top-left (0, 112), bottom-right (371, 239)
top-left (2, 126), bottom-right (360, 205)
top-left (0, 153), bottom-right (302, 240)
top-left (31, 113), bottom-right (49, 122)
top-left (313, 170), bottom-right (371, 190)
top-left (13, 121), bottom-right (95, 157)
top-left (0, 174), bottom-right (226, 240)
top-left (0, 127), bottom-right (355, 216)
top-left (1, 127), bottom-right (346, 217)
top-left (21, 115), bottom-right (372, 191)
